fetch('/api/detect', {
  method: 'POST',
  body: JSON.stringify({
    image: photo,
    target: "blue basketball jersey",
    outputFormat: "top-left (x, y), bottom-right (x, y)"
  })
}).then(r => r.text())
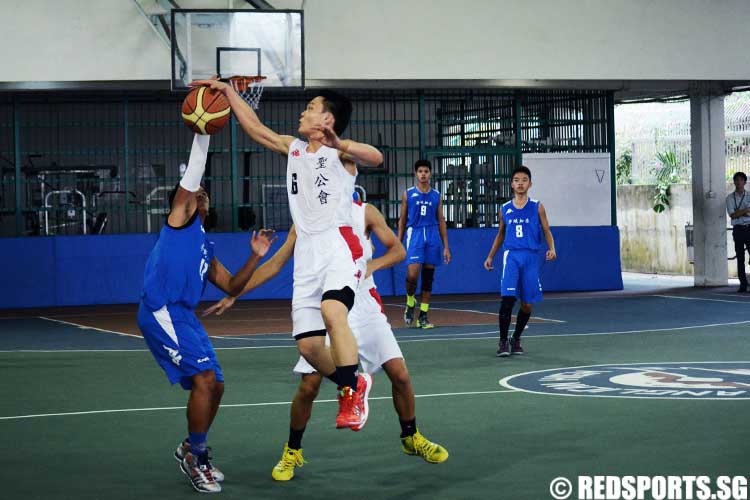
top-left (502, 198), bottom-right (544, 251)
top-left (141, 212), bottom-right (215, 311)
top-left (406, 186), bottom-right (441, 228)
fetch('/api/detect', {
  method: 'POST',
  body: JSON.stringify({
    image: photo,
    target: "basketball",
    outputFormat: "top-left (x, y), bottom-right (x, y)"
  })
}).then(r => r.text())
top-left (181, 86), bottom-right (231, 135)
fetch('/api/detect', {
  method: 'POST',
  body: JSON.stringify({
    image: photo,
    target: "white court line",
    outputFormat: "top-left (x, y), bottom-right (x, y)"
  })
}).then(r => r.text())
top-left (38, 316), bottom-right (141, 339)
top-left (382, 303), bottom-right (564, 323)
top-left (655, 294), bottom-right (750, 305)
top-left (3, 320), bottom-right (748, 353)
top-left (0, 389), bottom-right (515, 421)
top-left (394, 320), bottom-right (750, 344)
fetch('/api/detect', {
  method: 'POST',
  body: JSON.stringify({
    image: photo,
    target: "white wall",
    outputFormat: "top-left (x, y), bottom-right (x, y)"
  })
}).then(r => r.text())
top-left (1, 0), bottom-right (749, 84)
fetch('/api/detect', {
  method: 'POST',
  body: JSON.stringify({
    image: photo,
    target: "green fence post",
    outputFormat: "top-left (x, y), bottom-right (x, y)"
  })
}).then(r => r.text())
top-left (13, 98), bottom-right (22, 236)
top-left (123, 97), bottom-right (130, 233)
top-left (231, 115), bottom-right (239, 231)
top-left (607, 92), bottom-right (617, 226)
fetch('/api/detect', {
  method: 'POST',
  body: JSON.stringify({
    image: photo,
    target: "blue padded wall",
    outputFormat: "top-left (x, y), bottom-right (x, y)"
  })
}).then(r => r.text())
top-left (0, 227), bottom-right (622, 309)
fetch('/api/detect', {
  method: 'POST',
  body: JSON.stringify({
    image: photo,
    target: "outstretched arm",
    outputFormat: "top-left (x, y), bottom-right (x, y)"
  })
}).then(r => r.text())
top-left (207, 229), bottom-right (277, 296)
top-left (203, 227), bottom-right (297, 316)
top-left (539, 203), bottom-right (557, 261)
top-left (365, 204), bottom-right (406, 277)
top-left (168, 134), bottom-right (209, 227)
top-left (484, 213), bottom-right (506, 271)
top-left (437, 198), bottom-right (451, 264)
top-left (191, 80), bottom-right (295, 156)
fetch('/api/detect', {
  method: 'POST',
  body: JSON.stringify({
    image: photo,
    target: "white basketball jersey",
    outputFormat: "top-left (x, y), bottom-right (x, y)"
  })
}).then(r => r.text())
top-left (287, 138), bottom-right (356, 236)
top-left (351, 201), bottom-right (375, 290)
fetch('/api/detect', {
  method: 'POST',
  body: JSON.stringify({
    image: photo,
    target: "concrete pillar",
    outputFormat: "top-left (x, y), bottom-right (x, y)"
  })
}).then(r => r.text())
top-left (690, 90), bottom-right (728, 287)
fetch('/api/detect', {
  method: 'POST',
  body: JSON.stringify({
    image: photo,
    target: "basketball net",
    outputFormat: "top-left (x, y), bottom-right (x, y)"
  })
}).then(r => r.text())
top-left (227, 76), bottom-right (266, 110)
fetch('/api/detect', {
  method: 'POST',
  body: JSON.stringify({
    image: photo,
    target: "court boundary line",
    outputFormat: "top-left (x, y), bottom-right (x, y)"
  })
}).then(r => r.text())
top-left (0, 389), bottom-right (516, 421)
top-left (2, 319), bottom-right (748, 353)
top-left (38, 316), bottom-right (141, 339)
top-left (654, 294), bottom-right (750, 305)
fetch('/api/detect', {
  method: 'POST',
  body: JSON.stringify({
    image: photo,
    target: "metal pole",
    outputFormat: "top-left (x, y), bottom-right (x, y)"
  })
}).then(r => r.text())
top-left (13, 98), bottom-right (22, 236)
top-left (606, 92), bottom-right (617, 226)
top-left (231, 114), bottom-right (239, 230)
top-left (418, 91), bottom-right (426, 160)
top-left (123, 97), bottom-right (130, 233)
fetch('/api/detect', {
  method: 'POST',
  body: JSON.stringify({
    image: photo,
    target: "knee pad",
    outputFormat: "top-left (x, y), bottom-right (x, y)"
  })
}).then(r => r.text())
top-left (420, 267), bottom-right (435, 293)
top-left (322, 286), bottom-right (355, 311)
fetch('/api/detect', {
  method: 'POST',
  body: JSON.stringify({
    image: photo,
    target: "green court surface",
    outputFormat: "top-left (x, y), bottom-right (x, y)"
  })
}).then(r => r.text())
top-left (2, 286), bottom-right (750, 499)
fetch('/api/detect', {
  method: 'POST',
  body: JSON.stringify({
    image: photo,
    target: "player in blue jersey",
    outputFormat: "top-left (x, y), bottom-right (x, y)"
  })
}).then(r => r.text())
top-left (397, 159), bottom-right (451, 329)
top-left (483, 166), bottom-right (556, 357)
top-left (137, 134), bottom-right (276, 494)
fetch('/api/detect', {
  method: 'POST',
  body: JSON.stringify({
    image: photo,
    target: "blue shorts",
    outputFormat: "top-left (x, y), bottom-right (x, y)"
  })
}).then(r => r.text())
top-left (500, 250), bottom-right (543, 304)
top-left (405, 226), bottom-right (442, 266)
top-left (137, 302), bottom-right (224, 390)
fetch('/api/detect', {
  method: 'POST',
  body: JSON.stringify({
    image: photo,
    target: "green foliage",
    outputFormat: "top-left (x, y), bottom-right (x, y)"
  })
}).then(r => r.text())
top-left (652, 150), bottom-right (684, 213)
top-left (615, 149), bottom-right (632, 185)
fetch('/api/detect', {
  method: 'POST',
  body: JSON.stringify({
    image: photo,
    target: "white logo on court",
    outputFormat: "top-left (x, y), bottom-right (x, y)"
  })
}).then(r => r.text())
top-left (163, 345), bottom-right (182, 366)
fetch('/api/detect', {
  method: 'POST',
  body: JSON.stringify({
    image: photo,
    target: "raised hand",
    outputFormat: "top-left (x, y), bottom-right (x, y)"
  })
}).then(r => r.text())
top-left (202, 296), bottom-right (236, 317)
top-left (310, 123), bottom-right (342, 150)
top-left (189, 78), bottom-right (230, 94)
top-left (251, 229), bottom-right (277, 257)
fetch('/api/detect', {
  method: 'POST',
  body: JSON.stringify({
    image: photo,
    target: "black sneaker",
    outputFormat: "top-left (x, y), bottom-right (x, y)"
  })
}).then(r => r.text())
top-left (417, 311), bottom-right (434, 329)
top-left (404, 305), bottom-right (415, 326)
top-left (511, 337), bottom-right (524, 355)
top-left (496, 339), bottom-right (510, 357)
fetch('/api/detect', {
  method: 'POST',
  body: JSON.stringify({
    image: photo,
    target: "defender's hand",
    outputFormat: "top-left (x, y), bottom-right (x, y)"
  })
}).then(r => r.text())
top-left (251, 229), bottom-right (277, 257)
top-left (202, 296), bottom-right (236, 317)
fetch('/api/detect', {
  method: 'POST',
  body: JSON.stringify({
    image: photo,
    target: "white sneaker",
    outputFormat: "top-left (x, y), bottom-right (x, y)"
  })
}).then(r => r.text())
top-left (175, 440), bottom-right (224, 482)
top-left (180, 451), bottom-right (222, 493)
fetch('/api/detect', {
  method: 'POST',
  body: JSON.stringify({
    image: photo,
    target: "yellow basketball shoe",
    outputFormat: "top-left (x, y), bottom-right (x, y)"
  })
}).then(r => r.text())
top-left (401, 430), bottom-right (449, 464)
top-left (271, 443), bottom-right (306, 481)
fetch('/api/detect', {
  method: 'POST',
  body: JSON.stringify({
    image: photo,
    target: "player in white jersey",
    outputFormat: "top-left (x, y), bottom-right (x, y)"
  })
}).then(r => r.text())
top-left (205, 201), bottom-right (449, 480)
top-left (193, 80), bottom-right (383, 429)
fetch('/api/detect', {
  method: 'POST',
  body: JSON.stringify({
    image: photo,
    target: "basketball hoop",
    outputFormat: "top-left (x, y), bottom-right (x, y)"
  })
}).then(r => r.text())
top-left (226, 75), bottom-right (267, 110)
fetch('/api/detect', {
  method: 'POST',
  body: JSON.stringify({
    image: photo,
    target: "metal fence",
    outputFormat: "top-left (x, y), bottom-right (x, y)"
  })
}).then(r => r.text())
top-left (629, 116), bottom-right (750, 184)
top-left (0, 88), bottom-right (612, 237)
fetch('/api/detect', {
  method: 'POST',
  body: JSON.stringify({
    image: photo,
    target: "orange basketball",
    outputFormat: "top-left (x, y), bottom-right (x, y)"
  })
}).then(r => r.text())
top-left (181, 86), bottom-right (231, 135)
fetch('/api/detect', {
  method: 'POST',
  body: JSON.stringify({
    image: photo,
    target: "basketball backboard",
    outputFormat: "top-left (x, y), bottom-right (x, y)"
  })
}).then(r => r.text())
top-left (170, 9), bottom-right (304, 91)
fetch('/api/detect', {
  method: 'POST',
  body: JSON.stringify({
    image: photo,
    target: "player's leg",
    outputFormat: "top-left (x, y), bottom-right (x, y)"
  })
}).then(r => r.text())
top-left (512, 303), bottom-right (532, 354)
top-left (404, 263), bottom-right (421, 325)
top-left (417, 265), bottom-right (436, 329)
top-left (404, 226), bottom-right (425, 325)
top-left (513, 251), bottom-right (544, 354)
top-left (137, 303), bottom-right (221, 492)
top-left (272, 371), bottom-right (322, 481)
top-left (382, 358), bottom-right (449, 464)
top-left (416, 229), bottom-right (443, 328)
top-left (498, 251), bottom-right (520, 357)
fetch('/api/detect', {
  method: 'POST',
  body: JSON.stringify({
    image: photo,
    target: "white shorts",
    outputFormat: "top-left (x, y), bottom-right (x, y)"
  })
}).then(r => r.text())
top-left (291, 227), bottom-right (366, 336)
top-left (293, 286), bottom-right (403, 375)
